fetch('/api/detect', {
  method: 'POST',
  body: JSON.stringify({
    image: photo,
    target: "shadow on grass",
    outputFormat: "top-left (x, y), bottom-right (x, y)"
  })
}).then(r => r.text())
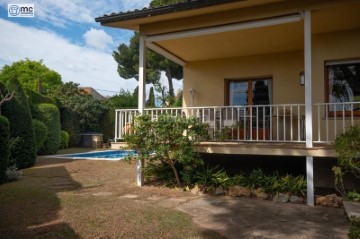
top-left (0, 164), bottom-right (82, 239)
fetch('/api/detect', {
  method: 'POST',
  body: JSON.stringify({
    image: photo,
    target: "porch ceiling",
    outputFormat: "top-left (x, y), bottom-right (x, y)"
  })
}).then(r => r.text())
top-left (151, 3), bottom-right (360, 62)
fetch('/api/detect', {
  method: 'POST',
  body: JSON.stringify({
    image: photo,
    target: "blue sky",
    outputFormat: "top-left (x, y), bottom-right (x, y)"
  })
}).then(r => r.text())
top-left (0, 0), bottom-right (181, 97)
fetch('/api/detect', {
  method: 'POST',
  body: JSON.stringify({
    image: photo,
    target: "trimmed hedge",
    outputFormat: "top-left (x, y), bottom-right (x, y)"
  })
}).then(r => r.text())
top-left (60, 107), bottom-right (80, 146)
top-left (32, 119), bottom-right (47, 153)
top-left (0, 116), bottom-right (10, 183)
top-left (59, 130), bottom-right (69, 149)
top-left (26, 89), bottom-right (55, 105)
top-left (1, 80), bottom-right (37, 168)
top-left (99, 108), bottom-right (115, 143)
top-left (33, 104), bottom-right (61, 155)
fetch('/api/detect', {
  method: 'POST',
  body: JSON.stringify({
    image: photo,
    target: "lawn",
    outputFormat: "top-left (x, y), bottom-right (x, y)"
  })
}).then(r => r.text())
top-left (0, 149), bottom-right (220, 239)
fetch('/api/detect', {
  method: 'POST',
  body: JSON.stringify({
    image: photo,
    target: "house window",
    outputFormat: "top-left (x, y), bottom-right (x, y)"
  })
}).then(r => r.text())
top-left (226, 78), bottom-right (272, 106)
top-left (326, 60), bottom-right (360, 115)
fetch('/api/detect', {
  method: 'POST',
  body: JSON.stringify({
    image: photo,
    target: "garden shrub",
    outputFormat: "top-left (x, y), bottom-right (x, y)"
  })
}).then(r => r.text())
top-left (144, 162), bottom-right (177, 186)
top-left (335, 125), bottom-right (360, 178)
top-left (26, 89), bottom-right (55, 105)
top-left (99, 107), bottom-right (115, 143)
top-left (195, 165), bottom-right (230, 192)
top-left (32, 119), bottom-right (47, 152)
top-left (60, 107), bottom-right (80, 146)
top-left (349, 216), bottom-right (360, 239)
top-left (0, 116), bottom-right (10, 183)
top-left (347, 190), bottom-right (360, 202)
top-left (333, 125), bottom-right (360, 196)
top-left (1, 80), bottom-right (37, 169)
top-left (59, 130), bottom-right (69, 149)
top-left (125, 114), bottom-right (209, 186)
top-left (33, 103), bottom-right (61, 155)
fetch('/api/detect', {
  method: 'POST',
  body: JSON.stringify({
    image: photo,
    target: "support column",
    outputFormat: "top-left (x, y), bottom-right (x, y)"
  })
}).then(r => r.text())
top-left (137, 35), bottom-right (146, 187)
top-left (304, 10), bottom-right (313, 149)
top-left (306, 156), bottom-right (314, 206)
top-left (304, 11), bottom-right (314, 206)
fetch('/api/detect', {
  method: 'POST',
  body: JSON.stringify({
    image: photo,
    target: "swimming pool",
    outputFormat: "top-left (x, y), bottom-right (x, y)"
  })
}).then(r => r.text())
top-left (58, 150), bottom-right (136, 160)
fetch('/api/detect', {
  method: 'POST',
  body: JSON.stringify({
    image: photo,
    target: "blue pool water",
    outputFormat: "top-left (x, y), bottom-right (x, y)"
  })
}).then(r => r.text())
top-left (61, 150), bottom-right (136, 160)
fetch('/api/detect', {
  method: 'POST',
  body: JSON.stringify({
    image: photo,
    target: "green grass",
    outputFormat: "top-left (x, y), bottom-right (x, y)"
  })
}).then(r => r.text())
top-left (0, 157), bottom-right (220, 239)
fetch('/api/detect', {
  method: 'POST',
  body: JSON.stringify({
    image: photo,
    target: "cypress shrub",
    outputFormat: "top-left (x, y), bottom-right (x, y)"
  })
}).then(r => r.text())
top-left (61, 107), bottom-right (80, 146)
top-left (26, 89), bottom-right (55, 105)
top-left (59, 130), bottom-right (69, 149)
top-left (1, 79), bottom-right (37, 168)
top-left (32, 119), bottom-right (47, 153)
top-left (33, 104), bottom-right (61, 155)
top-left (0, 116), bottom-right (10, 183)
top-left (99, 108), bottom-right (115, 143)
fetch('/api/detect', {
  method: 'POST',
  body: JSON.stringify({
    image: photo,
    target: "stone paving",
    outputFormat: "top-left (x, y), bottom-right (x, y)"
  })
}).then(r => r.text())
top-left (51, 176), bottom-right (349, 239)
top-left (177, 196), bottom-right (349, 239)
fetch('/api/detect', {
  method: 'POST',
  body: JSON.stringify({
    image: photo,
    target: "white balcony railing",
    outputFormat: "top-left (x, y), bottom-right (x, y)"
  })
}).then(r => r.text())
top-left (114, 103), bottom-right (360, 144)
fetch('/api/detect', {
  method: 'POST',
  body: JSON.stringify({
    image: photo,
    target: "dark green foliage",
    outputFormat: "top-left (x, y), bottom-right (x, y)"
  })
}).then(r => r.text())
top-left (113, 31), bottom-right (183, 100)
top-left (146, 87), bottom-right (155, 107)
top-left (347, 190), bottom-right (360, 202)
top-left (144, 162), bottom-right (177, 186)
top-left (59, 130), bottom-right (69, 149)
top-left (0, 116), bottom-right (10, 183)
top-left (99, 108), bottom-right (115, 143)
top-left (108, 89), bottom-right (137, 108)
top-left (32, 119), bottom-right (47, 152)
top-left (26, 89), bottom-right (55, 105)
top-left (60, 107), bottom-right (80, 146)
top-left (125, 114), bottom-right (209, 185)
top-left (349, 216), bottom-right (360, 239)
top-left (335, 125), bottom-right (360, 178)
top-left (33, 104), bottom-right (61, 155)
top-left (49, 82), bottom-right (108, 132)
top-left (150, 0), bottom-right (184, 8)
top-left (1, 79), bottom-right (37, 168)
top-left (112, 32), bottom-right (160, 85)
top-left (0, 59), bottom-right (62, 95)
top-left (195, 166), bottom-right (230, 192)
top-left (174, 90), bottom-right (183, 107)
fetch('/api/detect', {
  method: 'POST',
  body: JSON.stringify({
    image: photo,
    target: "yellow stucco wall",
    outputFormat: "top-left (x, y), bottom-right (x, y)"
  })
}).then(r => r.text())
top-left (182, 28), bottom-right (360, 142)
top-left (183, 28), bottom-right (360, 108)
top-left (183, 50), bottom-right (304, 107)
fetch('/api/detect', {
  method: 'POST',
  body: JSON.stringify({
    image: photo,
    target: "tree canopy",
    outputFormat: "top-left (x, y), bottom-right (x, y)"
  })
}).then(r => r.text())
top-left (108, 89), bottom-right (138, 109)
top-left (0, 59), bottom-right (62, 95)
top-left (49, 82), bottom-right (108, 132)
top-left (113, 0), bottom-right (184, 100)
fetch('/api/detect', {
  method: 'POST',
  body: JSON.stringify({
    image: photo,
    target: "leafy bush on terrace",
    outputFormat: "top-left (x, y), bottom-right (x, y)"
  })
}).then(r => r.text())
top-left (125, 114), bottom-right (209, 186)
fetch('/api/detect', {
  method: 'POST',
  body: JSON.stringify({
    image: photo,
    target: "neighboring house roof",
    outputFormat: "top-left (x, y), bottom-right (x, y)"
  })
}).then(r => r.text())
top-left (79, 87), bottom-right (106, 100)
top-left (95, 0), bottom-right (243, 25)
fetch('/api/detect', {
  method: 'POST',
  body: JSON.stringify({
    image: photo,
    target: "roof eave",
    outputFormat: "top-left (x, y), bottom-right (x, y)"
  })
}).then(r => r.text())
top-left (95, 0), bottom-right (244, 25)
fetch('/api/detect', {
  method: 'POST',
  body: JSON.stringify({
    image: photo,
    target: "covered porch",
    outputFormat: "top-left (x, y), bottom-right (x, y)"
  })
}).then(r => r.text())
top-left (96, 0), bottom-right (360, 205)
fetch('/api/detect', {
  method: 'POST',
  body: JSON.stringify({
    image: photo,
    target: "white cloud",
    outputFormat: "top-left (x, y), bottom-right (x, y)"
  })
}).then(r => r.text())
top-left (0, 19), bottom-right (138, 96)
top-left (83, 28), bottom-right (113, 51)
top-left (0, 0), bottom-right (152, 27)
